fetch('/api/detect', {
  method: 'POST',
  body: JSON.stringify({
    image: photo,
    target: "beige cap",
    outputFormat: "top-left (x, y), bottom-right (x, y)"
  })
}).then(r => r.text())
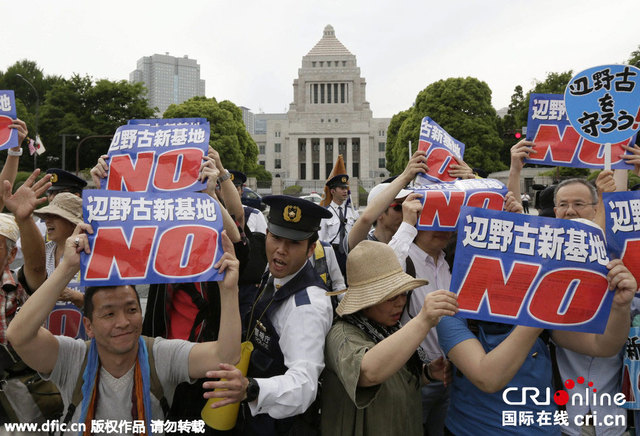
top-left (34, 192), bottom-right (83, 225)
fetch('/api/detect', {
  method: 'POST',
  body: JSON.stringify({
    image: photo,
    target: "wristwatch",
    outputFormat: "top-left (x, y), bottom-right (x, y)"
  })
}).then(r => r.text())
top-left (218, 171), bottom-right (231, 183)
top-left (423, 361), bottom-right (437, 383)
top-left (245, 377), bottom-right (260, 402)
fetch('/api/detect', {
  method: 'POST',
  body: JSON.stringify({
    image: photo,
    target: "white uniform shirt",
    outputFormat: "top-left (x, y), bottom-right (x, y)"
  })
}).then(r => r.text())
top-left (248, 261), bottom-right (334, 419)
top-left (245, 206), bottom-right (268, 235)
top-left (318, 201), bottom-right (358, 246)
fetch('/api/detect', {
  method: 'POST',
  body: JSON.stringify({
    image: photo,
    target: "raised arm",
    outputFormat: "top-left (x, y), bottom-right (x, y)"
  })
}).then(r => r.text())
top-left (7, 224), bottom-right (92, 374)
top-left (552, 258), bottom-right (635, 357)
top-left (444, 321), bottom-right (543, 393)
top-left (200, 157), bottom-right (241, 242)
top-left (2, 169), bottom-right (51, 290)
top-left (507, 140), bottom-right (536, 202)
top-left (358, 290), bottom-right (458, 387)
top-left (187, 230), bottom-right (241, 379)
top-left (0, 119), bottom-right (28, 211)
top-left (594, 169), bottom-right (616, 230)
top-left (209, 147), bottom-right (245, 229)
top-left (349, 150), bottom-right (428, 250)
top-left (90, 154), bottom-right (109, 188)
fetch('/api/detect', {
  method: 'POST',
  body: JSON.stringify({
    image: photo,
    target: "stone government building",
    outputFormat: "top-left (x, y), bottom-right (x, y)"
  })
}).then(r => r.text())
top-left (248, 25), bottom-right (391, 193)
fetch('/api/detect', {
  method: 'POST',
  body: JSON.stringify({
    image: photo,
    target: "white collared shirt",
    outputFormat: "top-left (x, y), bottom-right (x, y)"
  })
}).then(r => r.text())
top-left (248, 261), bottom-right (333, 419)
top-left (318, 200), bottom-right (358, 245)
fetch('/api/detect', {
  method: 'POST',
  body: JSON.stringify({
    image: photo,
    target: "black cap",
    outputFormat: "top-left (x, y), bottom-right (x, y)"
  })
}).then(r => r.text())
top-left (46, 168), bottom-right (87, 194)
top-left (538, 185), bottom-right (557, 218)
top-left (263, 195), bottom-right (332, 241)
top-left (229, 170), bottom-right (247, 186)
top-left (326, 174), bottom-right (349, 189)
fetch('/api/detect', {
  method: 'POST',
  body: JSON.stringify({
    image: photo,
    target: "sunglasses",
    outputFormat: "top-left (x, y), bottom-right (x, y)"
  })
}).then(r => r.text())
top-left (388, 202), bottom-right (403, 212)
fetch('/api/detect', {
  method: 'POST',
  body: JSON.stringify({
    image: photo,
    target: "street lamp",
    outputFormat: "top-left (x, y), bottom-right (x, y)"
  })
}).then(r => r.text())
top-left (60, 134), bottom-right (80, 171)
top-left (15, 74), bottom-right (40, 170)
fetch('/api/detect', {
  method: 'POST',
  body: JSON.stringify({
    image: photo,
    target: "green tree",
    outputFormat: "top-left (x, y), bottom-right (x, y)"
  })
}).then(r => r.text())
top-left (628, 45), bottom-right (640, 68)
top-left (38, 75), bottom-right (155, 171)
top-left (164, 97), bottom-right (271, 181)
top-left (386, 77), bottom-right (507, 173)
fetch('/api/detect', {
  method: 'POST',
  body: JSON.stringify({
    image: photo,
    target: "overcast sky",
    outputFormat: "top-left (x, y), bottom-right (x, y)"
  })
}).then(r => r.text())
top-left (5, 0), bottom-right (640, 118)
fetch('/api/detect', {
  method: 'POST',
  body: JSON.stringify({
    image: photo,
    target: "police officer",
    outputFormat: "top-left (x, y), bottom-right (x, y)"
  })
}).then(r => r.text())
top-left (45, 168), bottom-right (87, 201)
top-left (229, 170), bottom-right (268, 235)
top-left (318, 174), bottom-right (358, 277)
top-left (203, 195), bottom-right (334, 435)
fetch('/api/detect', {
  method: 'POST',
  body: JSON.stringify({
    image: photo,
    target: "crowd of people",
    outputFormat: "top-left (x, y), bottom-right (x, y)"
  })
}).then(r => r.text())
top-left (0, 117), bottom-right (639, 436)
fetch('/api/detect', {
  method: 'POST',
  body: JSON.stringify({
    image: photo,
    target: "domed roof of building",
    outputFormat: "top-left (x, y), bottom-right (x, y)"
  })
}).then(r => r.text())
top-left (306, 25), bottom-right (353, 56)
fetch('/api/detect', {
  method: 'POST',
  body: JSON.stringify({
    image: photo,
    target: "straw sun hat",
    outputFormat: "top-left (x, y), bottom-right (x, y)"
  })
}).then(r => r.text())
top-left (33, 192), bottom-right (83, 225)
top-left (335, 240), bottom-right (429, 316)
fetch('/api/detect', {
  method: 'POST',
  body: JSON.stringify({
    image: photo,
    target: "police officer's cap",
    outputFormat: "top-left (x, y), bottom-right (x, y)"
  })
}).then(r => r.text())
top-left (326, 174), bottom-right (349, 189)
top-left (46, 168), bottom-right (87, 194)
top-left (263, 195), bottom-right (332, 241)
top-left (228, 170), bottom-right (247, 186)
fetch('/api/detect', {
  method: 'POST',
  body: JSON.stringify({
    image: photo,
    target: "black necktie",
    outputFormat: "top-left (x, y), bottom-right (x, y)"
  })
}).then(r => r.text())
top-left (338, 206), bottom-right (346, 251)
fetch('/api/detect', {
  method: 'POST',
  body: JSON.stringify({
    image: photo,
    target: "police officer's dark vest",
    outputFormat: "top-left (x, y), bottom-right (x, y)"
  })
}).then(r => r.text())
top-left (241, 261), bottom-right (326, 435)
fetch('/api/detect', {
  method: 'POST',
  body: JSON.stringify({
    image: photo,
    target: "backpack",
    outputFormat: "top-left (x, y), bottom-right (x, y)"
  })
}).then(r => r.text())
top-left (62, 336), bottom-right (168, 427)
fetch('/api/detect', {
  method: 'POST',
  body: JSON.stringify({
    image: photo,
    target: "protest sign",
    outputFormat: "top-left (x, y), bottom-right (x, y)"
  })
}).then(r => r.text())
top-left (80, 190), bottom-right (225, 287)
top-left (416, 116), bottom-right (466, 185)
top-left (102, 118), bottom-right (210, 192)
top-left (46, 270), bottom-right (87, 339)
top-left (450, 206), bottom-right (612, 333)
top-left (622, 327), bottom-right (640, 409)
top-left (565, 65), bottom-right (640, 145)
top-left (0, 90), bottom-right (19, 151)
top-left (128, 117), bottom-right (207, 126)
top-left (414, 178), bottom-right (507, 231)
top-left (525, 93), bottom-right (635, 169)
top-left (604, 190), bottom-right (640, 283)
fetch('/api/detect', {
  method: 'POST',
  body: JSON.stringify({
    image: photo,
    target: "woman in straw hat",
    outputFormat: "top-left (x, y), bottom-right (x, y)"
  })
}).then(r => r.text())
top-left (321, 240), bottom-right (458, 435)
top-left (33, 192), bottom-right (84, 309)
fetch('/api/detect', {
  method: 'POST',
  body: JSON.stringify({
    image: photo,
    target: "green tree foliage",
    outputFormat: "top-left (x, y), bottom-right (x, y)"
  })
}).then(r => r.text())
top-left (628, 45), bottom-right (640, 68)
top-left (386, 77), bottom-right (507, 174)
top-left (38, 75), bottom-right (155, 171)
top-left (164, 97), bottom-right (271, 182)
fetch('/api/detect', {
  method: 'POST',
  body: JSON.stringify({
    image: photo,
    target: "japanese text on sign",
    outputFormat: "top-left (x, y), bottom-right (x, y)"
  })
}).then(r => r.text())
top-left (416, 116), bottom-right (466, 184)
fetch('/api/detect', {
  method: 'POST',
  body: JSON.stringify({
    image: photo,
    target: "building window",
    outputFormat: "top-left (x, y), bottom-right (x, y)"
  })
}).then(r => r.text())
top-left (342, 61), bottom-right (346, 66)
top-left (379, 158), bottom-right (386, 168)
top-left (334, 84), bottom-right (338, 103)
top-left (326, 163), bottom-right (333, 178)
top-left (275, 131), bottom-right (281, 138)
top-left (320, 84), bottom-right (325, 104)
top-left (327, 83), bottom-right (331, 102)
top-left (298, 142), bottom-right (305, 152)
top-left (340, 83), bottom-right (345, 103)
top-left (319, 61), bottom-right (324, 67)
top-left (313, 84), bottom-right (318, 104)
top-left (300, 163), bottom-right (306, 180)
top-left (352, 163), bottom-right (360, 178)
top-left (379, 130), bottom-right (386, 137)
top-left (275, 159), bottom-right (281, 169)
top-left (275, 143), bottom-right (281, 153)
top-left (327, 118), bottom-right (331, 123)
top-left (259, 145), bottom-right (265, 154)
top-left (313, 163), bottom-right (320, 180)
top-left (259, 160), bottom-right (265, 167)
top-left (378, 142), bottom-right (385, 152)
top-left (325, 141), bottom-right (333, 152)
top-left (312, 61), bottom-right (316, 67)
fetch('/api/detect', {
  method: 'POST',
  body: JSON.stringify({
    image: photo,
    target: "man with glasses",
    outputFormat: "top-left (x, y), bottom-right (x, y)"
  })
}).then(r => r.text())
top-left (553, 175), bottom-right (628, 436)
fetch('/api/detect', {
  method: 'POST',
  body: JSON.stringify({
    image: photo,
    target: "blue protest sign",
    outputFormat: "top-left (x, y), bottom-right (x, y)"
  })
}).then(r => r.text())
top-left (80, 190), bottom-right (225, 287)
top-left (604, 191), bottom-right (640, 284)
top-left (414, 178), bottom-right (507, 231)
top-left (103, 119), bottom-right (210, 192)
top-left (526, 93), bottom-right (634, 170)
top-left (622, 327), bottom-right (640, 409)
top-left (450, 206), bottom-right (612, 333)
top-left (415, 117), bottom-right (466, 185)
top-left (0, 90), bottom-right (19, 151)
top-left (565, 65), bottom-right (640, 145)
top-left (46, 270), bottom-right (87, 339)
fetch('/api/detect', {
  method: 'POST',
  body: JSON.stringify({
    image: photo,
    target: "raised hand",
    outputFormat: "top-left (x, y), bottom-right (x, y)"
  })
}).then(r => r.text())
top-left (2, 169), bottom-right (51, 220)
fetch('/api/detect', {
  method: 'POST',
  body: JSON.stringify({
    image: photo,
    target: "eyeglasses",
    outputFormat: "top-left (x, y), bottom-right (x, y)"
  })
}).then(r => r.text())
top-left (555, 202), bottom-right (597, 212)
top-left (388, 202), bottom-right (403, 212)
